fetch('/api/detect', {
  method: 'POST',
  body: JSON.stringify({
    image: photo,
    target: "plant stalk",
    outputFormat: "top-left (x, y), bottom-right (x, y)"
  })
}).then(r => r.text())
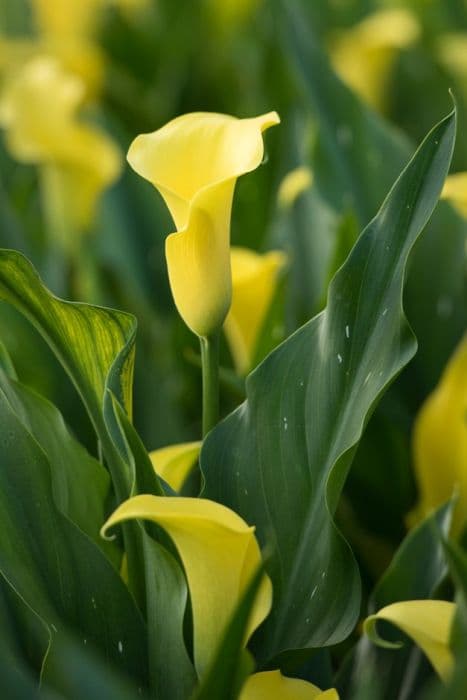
top-left (200, 331), bottom-right (220, 436)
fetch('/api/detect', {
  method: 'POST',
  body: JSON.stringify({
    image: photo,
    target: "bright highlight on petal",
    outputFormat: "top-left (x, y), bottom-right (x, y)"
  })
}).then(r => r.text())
top-left (409, 334), bottom-right (467, 535)
top-left (127, 111), bottom-right (280, 337)
top-left (239, 670), bottom-right (339, 699)
top-left (149, 441), bottom-right (201, 491)
top-left (330, 9), bottom-right (419, 110)
top-left (441, 173), bottom-right (467, 217)
top-left (224, 247), bottom-right (287, 375)
top-left (364, 600), bottom-right (455, 682)
top-left (278, 166), bottom-right (313, 209)
top-left (101, 495), bottom-right (272, 677)
top-left (0, 57), bottom-right (121, 231)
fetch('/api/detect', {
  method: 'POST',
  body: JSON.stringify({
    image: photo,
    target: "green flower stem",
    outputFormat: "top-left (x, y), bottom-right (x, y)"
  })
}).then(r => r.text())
top-left (200, 331), bottom-right (220, 436)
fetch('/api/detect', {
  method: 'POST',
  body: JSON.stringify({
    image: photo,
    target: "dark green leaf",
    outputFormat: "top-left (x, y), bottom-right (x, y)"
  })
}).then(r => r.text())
top-left (202, 110), bottom-right (456, 662)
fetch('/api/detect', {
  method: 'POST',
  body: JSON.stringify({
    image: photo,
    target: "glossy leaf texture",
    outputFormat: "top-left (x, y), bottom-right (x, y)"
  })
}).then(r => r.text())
top-left (201, 109), bottom-right (456, 662)
top-left (0, 385), bottom-right (148, 687)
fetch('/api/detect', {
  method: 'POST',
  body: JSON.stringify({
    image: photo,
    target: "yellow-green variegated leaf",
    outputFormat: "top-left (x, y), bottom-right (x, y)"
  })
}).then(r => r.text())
top-left (364, 600), bottom-right (455, 682)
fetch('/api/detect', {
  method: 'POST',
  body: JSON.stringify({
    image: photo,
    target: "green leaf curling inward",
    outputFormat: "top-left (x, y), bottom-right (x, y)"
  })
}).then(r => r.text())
top-left (201, 109), bottom-right (456, 662)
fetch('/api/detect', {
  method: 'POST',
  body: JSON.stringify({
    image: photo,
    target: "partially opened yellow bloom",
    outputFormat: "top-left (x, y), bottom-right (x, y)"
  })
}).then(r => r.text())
top-left (224, 247), bottom-right (287, 375)
top-left (240, 670), bottom-right (339, 699)
top-left (364, 600), bottom-right (455, 682)
top-left (102, 495), bottom-right (272, 676)
top-left (149, 441), bottom-right (201, 491)
top-left (278, 166), bottom-right (313, 209)
top-left (127, 111), bottom-right (280, 337)
top-left (409, 335), bottom-right (467, 535)
top-left (0, 57), bottom-right (121, 232)
top-left (441, 173), bottom-right (467, 217)
top-left (330, 9), bottom-right (419, 110)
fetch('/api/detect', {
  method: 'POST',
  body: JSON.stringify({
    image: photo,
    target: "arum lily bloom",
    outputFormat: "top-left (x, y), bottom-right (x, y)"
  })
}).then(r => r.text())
top-left (364, 600), bottom-right (455, 682)
top-left (441, 173), bottom-right (467, 217)
top-left (224, 247), bottom-right (287, 375)
top-left (0, 57), bottom-right (121, 236)
top-left (330, 9), bottom-right (419, 110)
top-left (240, 670), bottom-right (339, 699)
top-left (127, 111), bottom-right (280, 338)
top-left (278, 166), bottom-right (313, 209)
top-left (149, 441), bottom-right (201, 492)
top-left (102, 495), bottom-right (272, 677)
top-left (409, 334), bottom-right (467, 535)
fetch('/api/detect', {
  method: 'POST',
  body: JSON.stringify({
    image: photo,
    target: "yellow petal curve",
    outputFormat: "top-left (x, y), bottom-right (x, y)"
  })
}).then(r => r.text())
top-left (224, 247), bottom-right (287, 375)
top-left (239, 670), bottom-right (339, 699)
top-left (101, 495), bottom-right (272, 677)
top-left (364, 600), bottom-right (455, 682)
top-left (409, 334), bottom-right (467, 535)
top-left (149, 441), bottom-right (201, 491)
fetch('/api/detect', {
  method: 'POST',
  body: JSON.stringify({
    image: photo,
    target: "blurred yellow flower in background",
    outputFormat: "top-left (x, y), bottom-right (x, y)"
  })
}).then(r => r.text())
top-left (365, 600), bottom-right (455, 682)
top-left (0, 57), bottom-right (121, 238)
top-left (127, 111), bottom-right (280, 337)
top-left (330, 8), bottom-right (419, 111)
top-left (149, 441), bottom-right (201, 492)
top-left (441, 172), bottom-right (467, 217)
top-left (240, 670), bottom-right (339, 699)
top-left (409, 335), bottom-right (467, 536)
top-left (278, 166), bottom-right (313, 209)
top-left (102, 495), bottom-right (272, 677)
top-left (224, 246), bottom-right (287, 375)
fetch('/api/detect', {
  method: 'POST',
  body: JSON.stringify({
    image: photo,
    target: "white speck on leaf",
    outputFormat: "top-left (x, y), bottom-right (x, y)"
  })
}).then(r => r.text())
top-left (382, 308), bottom-right (388, 316)
top-left (345, 325), bottom-right (350, 339)
top-left (118, 641), bottom-right (123, 654)
top-left (310, 585), bottom-right (318, 599)
top-left (364, 372), bottom-right (372, 385)
top-left (337, 353), bottom-right (343, 364)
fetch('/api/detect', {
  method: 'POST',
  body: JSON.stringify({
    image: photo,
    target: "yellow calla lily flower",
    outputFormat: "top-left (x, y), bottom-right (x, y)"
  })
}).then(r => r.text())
top-left (240, 671), bottom-right (339, 699)
top-left (409, 334), bottom-right (467, 535)
top-left (364, 600), bottom-right (455, 682)
top-left (0, 57), bottom-right (121, 232)
top-left (149, 441), bottom-right (201, 491)
top-left (101, 495), bottom-right (272, 676)
top-left (224, 247), bottom-right (287, 375)
top-left (127, 111), bottom-right (280, 337)
top-left (330, 9), bottom-right (419, 110)
top-left (441, 173), bottom-right (467, 217)
top-left (278, 166), bottom-right (313, 209)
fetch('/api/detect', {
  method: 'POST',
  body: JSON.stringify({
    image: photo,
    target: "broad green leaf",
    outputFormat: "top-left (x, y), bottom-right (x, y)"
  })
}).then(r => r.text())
top-left (0, 388), bottom-right (148, 686)
top-left (202, 110), bottom-right (456, 662)
top-left (0, 368), bottom-right (112, 552)
top-left (142, 533), bottom-right (197, 700)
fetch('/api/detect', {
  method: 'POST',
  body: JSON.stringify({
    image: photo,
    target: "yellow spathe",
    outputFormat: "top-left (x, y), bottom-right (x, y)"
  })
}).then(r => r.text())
top-left (409, 334), bottom-right (467, 535)
top-left (278, 166), bottom-right (313, 208)
top-left (102, 495), bottom-right (272, 677)
top-left (364, 600), bottom-right (455, 682)
top-left (330, 9), bottom-right (419, 110)
top-left (0, 57), bottom-right (121, 231)
top-left (149, 441), bottom-right (201, 491)
top-left (240, 671), bottom-right (339, 699)
top-left (224, 247), bottom-right (287, 375)
top-left (441, 173), bottom-right (467, 217)
top-left (127, 111), bottom-right (280, 337)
